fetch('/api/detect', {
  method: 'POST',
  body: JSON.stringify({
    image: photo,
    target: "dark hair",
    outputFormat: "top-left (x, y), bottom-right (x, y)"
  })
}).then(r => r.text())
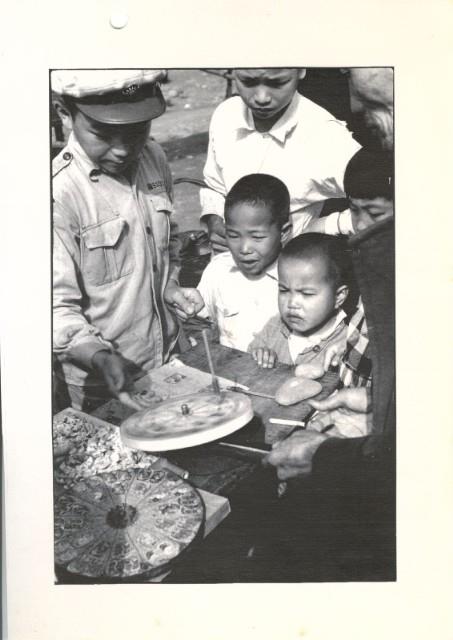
top-left (280, 232), bottom-right (352, 289)
top-left (344, 148), bottom-right (394, 200)
top-left (52, 93), bottom-right (78, 117)
top-left (224, 173), bottom-right (290, 227)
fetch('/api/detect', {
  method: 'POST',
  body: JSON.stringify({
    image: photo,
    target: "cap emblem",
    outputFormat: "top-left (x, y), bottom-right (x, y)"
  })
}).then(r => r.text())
top-left (122, 84), bottom-right (139, 97)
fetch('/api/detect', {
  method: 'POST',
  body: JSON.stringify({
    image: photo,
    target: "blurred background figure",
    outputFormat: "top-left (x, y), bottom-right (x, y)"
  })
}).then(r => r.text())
top-left (345, 68), bottom-right (394, 150)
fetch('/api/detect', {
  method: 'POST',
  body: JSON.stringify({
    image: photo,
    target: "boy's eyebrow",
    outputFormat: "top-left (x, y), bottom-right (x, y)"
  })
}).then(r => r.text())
top-left (225, 225), bottom-right (270, 232)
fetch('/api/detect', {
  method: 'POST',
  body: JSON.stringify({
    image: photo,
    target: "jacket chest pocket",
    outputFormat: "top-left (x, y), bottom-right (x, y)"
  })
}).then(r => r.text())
top-left (81, 217), bottom-right (134, 287)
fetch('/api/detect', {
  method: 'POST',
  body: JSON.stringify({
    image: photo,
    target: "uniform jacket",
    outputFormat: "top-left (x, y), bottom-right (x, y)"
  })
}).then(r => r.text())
top-left (53, 134), bottom-right (180, 387)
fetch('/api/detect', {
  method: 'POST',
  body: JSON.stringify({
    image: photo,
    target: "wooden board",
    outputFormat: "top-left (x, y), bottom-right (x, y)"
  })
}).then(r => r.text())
top-left (179, 342), bottom-right (340, 448)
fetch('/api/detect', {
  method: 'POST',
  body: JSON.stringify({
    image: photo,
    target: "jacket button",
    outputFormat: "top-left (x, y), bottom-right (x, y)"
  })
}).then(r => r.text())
top-left (312, 345), bottom-right (321, 353)
top-left (146, 226), bottom-right (152, 234)
top-left (63, 152), bottom-right (72, 161)
top-left (153, 263), bottom-right (157, 272)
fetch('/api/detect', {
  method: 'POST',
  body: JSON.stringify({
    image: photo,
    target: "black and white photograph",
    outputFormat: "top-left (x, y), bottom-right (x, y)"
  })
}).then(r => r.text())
top-left (2, 0), bottom-right (452, 636)
top-left (50, 67), bottom-right (395, 584)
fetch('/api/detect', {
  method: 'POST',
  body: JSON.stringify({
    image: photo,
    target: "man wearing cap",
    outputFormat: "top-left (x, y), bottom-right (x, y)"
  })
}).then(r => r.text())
top-left (52, 69), bottom-right (204, 411)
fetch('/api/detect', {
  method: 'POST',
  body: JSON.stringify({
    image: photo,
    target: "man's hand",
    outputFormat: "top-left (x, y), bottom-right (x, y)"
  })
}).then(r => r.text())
top-left (307, 387), bottom-right (372, 438)
top-left (264, 430), bottom-right (328, 479)
top-left (251, 347), bottom-right (277, 369)
top-left (322, 342), bottom-right (346, 371)
top-left (204, 214), bottom-right (228, 253)
top-left (92, 351), bottom-right (130, 398)
top-left (164, 282), bottom-right (205, 321)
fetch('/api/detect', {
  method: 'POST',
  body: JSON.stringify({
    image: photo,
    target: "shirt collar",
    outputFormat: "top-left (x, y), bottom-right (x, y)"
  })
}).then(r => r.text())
top-left (238, 93), bottom-right (300, 143)
top-left (229, 256), bottom-right (279, 280)
top-left (67, 132), bottom-right (100, 179)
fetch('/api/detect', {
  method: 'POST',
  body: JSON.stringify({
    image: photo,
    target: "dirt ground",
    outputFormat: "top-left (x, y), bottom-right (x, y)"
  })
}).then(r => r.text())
top-left (155, 70), bottom-right (227, 232)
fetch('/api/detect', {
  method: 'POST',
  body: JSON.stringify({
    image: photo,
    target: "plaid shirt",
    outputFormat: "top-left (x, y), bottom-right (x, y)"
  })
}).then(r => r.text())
top-left (339, 298), bottom-right (372, 388)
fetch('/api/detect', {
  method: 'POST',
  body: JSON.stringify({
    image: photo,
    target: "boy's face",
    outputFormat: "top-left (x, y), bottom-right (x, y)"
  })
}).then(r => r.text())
top-left (234, 69), bottom-right (303, 128)
top-left (225, 202), bottom-right (285, 278)
top-left (278, 255), bottom-right (343, 337)
top-left (349, 196), bottom-right (394, 232)
top-left (69, 108), bottom-right (151, 175)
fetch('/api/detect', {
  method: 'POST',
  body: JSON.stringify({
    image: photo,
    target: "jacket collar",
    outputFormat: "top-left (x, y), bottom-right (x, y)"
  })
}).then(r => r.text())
top-left (67, 132), bottom-right (139, 182)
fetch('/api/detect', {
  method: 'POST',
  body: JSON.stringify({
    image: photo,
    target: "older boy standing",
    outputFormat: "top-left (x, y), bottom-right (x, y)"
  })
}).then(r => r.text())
top-left (52, 70), bottom-right (203, 411)
top-left (200, 68), bottom-right (360, 250)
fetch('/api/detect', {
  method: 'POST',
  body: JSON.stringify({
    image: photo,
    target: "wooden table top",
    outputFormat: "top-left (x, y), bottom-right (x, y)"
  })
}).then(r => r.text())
top-left (90, 339), bottom-right (339, 496)
top-left (179, 338), bottom-right (339, 446)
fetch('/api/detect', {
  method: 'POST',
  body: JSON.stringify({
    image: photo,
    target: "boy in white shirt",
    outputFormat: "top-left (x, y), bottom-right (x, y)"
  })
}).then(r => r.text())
top-left (249, 233), bottom-right (351, 369)
top-left (200, 68), bottom-right (360, 250)
top-left (197, 173), bottom-right (291, 351)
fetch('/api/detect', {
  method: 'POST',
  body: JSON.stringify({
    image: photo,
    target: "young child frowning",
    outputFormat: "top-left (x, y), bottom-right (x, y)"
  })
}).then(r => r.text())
top-left (249, 233), bottom-right (352, 368)
top-left (196, 173), bottom-right (292, 351)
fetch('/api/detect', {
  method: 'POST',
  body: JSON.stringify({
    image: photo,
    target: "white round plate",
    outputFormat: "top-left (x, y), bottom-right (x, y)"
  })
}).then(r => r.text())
top-left (120, 391), bottom-right (253, 451)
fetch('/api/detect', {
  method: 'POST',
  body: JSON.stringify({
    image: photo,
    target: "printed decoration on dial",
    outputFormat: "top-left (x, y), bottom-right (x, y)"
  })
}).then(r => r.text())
top-left (121, 390), bottom-right (254, 451)
top-left (54, 466), bottom-right (204, 581)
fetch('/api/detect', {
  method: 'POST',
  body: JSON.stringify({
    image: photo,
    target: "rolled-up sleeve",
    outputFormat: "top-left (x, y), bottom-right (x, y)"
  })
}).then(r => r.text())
top-left (53, 203), bottom-right (112, 369)
top-left (200, 111), bottom-right (228, 221)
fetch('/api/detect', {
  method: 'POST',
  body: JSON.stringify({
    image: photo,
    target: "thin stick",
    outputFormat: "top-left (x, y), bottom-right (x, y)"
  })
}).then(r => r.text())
top-left (269, 418), bottom-right (306, 428)
top-left (201, 329), bottom-right (221, 394)
top-left (227, 386), bottom-right (275, 401)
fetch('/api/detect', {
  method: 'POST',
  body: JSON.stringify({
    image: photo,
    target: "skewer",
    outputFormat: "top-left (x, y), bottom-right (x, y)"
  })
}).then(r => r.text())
top-left (269, 418), bottom-right (306, 428)
top-left (227, 386), bottom-right (275, 400)
top-left (201, 329), bottom-right (221, 395)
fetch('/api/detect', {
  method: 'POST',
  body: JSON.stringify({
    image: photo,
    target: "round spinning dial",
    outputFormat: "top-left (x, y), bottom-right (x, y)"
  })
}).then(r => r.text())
top-left (120, 390), bottom-right (253, 451)
top-left (54, 466), bottom-right (204, 581)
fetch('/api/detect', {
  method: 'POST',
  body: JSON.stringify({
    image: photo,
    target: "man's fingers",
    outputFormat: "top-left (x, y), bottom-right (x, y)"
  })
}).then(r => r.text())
top-left (322, 344), bottom-right (344, 372)
top-left (308, 393), bottom-right (343, 412)
top-left (168, 289), bottom-right (197, 317)
top-left (105, 372), bottom-right (125, 397)
top-left (309, 387), bottom-right (370, 413)
top-left (277, 465), bottom-right (310, 480)
top-left (266, 442), bottom-right (294, 467)
top-left (181, 288), bottom-right (205, 315)
top-left (307, 411), bottom-right (334, 432)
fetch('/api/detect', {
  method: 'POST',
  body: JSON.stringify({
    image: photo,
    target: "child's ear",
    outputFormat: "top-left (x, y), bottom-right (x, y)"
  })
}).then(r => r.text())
top-left (335, 284), bottom-right (349, 309)
top-left (280, 221), bottom-right (292, 246)
top-left (54, 99), bottom-right (73, 131)
top-left (298, 68), bottom-right (307, 81)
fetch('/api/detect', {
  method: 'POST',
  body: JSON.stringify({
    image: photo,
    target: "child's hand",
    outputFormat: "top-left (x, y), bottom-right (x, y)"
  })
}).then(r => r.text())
top-left (252, 348), bottom-right (277, 369)
top-left (164, 282), bottom-right (205, 320)
top-left (91, 350), bottom-right (131, 398)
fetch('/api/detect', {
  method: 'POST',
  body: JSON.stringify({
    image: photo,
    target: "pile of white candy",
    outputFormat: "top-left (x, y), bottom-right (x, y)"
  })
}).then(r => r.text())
top-left (53, 411), bottom-right (157, 489)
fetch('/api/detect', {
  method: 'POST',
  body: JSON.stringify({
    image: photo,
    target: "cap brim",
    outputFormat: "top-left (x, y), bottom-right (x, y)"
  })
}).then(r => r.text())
top-left (74, 85), bottom-right (166, 125)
